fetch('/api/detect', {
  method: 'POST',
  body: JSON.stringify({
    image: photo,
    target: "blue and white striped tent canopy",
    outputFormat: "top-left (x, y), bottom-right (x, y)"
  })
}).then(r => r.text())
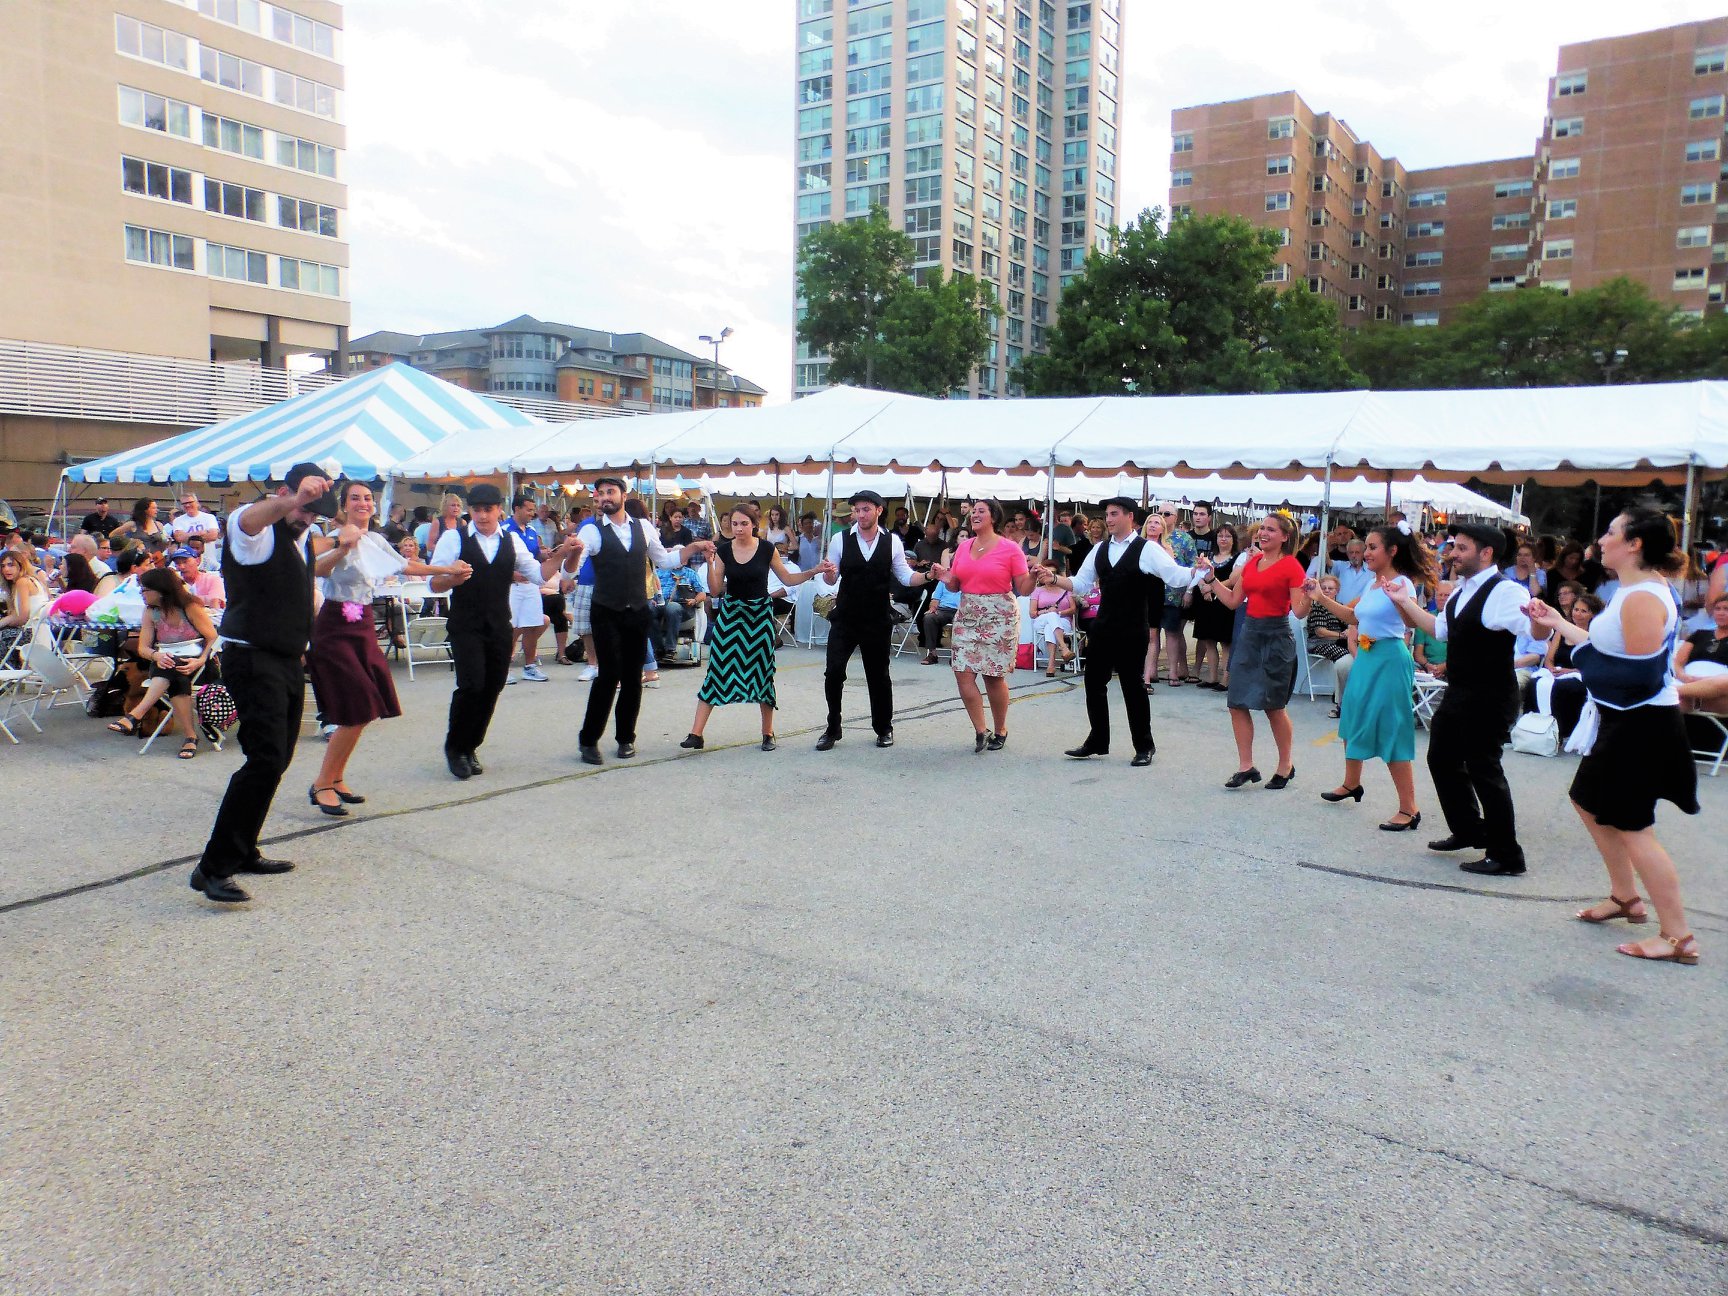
top-left (69, 362), bottom-right (538, 485)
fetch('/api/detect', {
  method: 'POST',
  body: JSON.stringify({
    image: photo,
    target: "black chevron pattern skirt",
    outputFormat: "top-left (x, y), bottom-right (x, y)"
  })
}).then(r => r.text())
top-left (696, 596), bottom-right (778, 708)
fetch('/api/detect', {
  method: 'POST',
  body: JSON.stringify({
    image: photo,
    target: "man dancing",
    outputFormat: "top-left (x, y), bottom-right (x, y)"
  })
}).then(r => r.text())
top-left (1040, 497), bottom-right (1200, 767)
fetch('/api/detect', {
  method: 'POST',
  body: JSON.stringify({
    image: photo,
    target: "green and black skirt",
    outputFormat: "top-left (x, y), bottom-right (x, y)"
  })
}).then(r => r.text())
top-left (696, 596), bottom-right (778, 708)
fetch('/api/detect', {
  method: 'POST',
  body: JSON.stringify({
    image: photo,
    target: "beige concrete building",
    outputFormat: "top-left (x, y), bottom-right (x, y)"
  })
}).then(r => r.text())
top-left (1172, 19), bottom-right (1728, 327)
top-left (0, 0), bottom-right (350, 367)
top-left (794, 0), bottom-right (1125, 398)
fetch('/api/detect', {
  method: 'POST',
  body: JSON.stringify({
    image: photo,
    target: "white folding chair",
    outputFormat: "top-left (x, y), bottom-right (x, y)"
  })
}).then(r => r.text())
top-left (0, 665), bottom-right (32, 742)
top-left (404, 616), bottom-right (453, 679)
top-left (1305, 652), bottom-right (1338, 701)
top-left (1690, 713), bottom-right (1728, 777)
top-left (1413, 675), bottom-right (1448, 729)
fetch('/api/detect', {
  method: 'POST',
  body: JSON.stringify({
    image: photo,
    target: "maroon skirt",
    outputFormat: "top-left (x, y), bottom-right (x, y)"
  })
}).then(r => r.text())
top-left (307, 599), bottom-right (401, 727)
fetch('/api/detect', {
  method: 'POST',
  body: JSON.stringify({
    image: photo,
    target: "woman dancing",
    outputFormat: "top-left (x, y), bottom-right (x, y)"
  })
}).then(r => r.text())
top-left (929, 499), bottom-right (1035, 751)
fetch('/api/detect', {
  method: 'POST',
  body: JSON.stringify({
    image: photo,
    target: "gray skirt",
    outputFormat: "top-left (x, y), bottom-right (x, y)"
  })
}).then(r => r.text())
top-left (1227, 613), bottom-right (1297, 712)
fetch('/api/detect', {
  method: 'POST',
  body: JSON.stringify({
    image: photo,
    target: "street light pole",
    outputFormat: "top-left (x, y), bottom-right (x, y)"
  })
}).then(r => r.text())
top-left (698, 326), bottom-right (733, 409)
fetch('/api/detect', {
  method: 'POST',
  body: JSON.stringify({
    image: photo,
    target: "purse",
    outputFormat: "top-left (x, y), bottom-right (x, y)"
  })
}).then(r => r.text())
top-left (195, 683), bottom-right (238, 735)
top-left (812, 592), bottom-right (838, 620)
top-left (1509, 712), bottom-right (1559, 757)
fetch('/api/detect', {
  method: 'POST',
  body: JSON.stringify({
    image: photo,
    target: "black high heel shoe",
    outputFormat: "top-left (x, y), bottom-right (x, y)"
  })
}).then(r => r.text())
top-left (332, 785), bottom-right (366, 805)
top-left (308, 785), bottom-right (349, 817)
top-left (1224, 767), bottom-right (1262, 789)
top-left (1320, 785), bottom-right (1364, 803)
top-left (1379, 810), bottom-right (1423, 832)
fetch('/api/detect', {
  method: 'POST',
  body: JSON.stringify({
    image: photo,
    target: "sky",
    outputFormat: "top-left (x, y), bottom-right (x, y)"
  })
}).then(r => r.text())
top-left (342, 0), bottom-right (1727, 403)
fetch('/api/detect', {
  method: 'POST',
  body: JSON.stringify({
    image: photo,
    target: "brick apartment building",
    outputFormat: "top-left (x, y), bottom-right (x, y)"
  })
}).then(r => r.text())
top-left (1171, 18), bottom-right (1728, 326)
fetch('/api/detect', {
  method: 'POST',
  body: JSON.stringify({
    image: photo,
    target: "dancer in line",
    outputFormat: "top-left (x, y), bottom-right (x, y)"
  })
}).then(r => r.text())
top-left (1041, 498), bottom-right (1199, 767)
top-left (307, 480), bottom-right (470, 810)
top-left (680, 506), bottom-right (831, 751)
top-left (1198, 514), bottom-right (1310, 789)
top-left (928, 499), bottom-right (1035, 751)
top-left (191, 464), bottom-right (334, 904)
top-left (1526, 509), bottom-right (1700, 964)
top-left (816, 489), bottom-right (937, 751)
top-left (575, 479), bottom-right (712, 765)
top-left (1386, 522), bottom-right (1544, 875)
top-left (431, 483), bottom-right (580, 779)
top-left (1308, 525), bottom-right (1433, 830)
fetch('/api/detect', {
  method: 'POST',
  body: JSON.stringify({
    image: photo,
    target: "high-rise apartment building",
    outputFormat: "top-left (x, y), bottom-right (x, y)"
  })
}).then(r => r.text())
top-left (1171, 19), bottom-right (1727, 327)
top-left (0, 0), bottom-right (349, 366)
top-left (794, 0), bottom-right (1124, 398)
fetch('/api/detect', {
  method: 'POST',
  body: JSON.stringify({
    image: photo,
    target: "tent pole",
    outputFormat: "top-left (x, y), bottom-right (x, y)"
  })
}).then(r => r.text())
top-left (1384, 470), bottom-right (1393, 523)
top-left (1681, 458), bottom-right (1697, 556)
top-left (1318, 458), bottom-right (1334, 576)
top-left (1045, 455), bottom-right (1057, 564)
top-left (506, 471), bottom-right (515, 504)
top-left (1591, 482), bottom-right (1602, 537)
top-left (1140, 471), bottom-right (1149, 510)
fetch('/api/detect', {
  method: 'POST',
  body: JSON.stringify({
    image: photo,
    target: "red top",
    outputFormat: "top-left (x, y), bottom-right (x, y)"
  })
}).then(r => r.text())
top-left (1239, 553), bottom-right (1307, 617)
top-left (951, 537), bottom-right (1029, 594)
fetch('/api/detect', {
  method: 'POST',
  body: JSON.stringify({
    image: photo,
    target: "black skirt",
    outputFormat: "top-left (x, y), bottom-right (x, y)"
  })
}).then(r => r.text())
top-left (307, 600), bottom-right (402, 727)
top-left (1569, 704), bottom-right (1700, 832)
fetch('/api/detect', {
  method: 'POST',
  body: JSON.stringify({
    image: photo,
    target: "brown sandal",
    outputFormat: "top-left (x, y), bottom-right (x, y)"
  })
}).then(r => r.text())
top-left (1616, 932), bottom-right (1699, 965)
top-left (1577, 894), bottom-right (1648, 925)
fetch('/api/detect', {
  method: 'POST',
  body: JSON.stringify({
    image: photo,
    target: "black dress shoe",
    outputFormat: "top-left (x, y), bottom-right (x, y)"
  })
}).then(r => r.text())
top-left (616, 741), bottom-right (637, 759)
top-left (332, 787), bottom-right (366, 805)
top-left (1459, 857), bottom-right (1527, 876)
top-left (815, 729), bottom-right (841, 751)
top-left (1065, 742), bottom-right (1107, 759)
top-left (236, 856), bottom-right (295, 875)
top-left (1130, 749), bottom-right (1153, 767)
top-left (760, 734), bottom-right (776, 751)
top-left (464, 752), bottom-right (483, 775)
top-left (876, 730), bottom-right (894, 748)
top-left (975, 730), bottom-right (989, 754)
top-left (1265, 766), bottom-right (1296, 790)
top-left (1224, 767), bottom-right (1262, 788)
top-left (579, 745), bottom-right (604, 766)
top-left (189, 868), bottom-right (250, 903)
top-left (1427, 834), bottom-right (1478, 853)
top-left (445, 750), bottom-right (473, 780)
top-left (308, 785), bottom-right (350, 817)
top-left (987, 732), bottom-right (1007, 752)
top-left (680, 733), bottom-right (705, 750)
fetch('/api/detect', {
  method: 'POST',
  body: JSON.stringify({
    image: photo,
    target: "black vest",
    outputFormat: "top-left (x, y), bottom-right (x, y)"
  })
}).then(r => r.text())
top-left (1443, 573), bottom-right (1518, 719)
top-left (220, 515), bottom-right (313, 656)
top-left (1092, 536), bottom-right (1151, 643)
top-left (832, 529), bottom-right (892, 627)
top-left (447, 527), bottom-right (515, 639)
top-left (591, 519), bottom-right (650, 613)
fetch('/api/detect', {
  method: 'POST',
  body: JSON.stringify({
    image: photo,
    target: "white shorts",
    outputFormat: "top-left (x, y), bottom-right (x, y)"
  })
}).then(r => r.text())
top-left (509, 582), bottom-right (545, 630)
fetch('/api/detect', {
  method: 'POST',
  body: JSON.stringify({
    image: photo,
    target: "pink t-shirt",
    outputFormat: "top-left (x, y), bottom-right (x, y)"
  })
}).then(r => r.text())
top-left (951, 537), bottom-right (1029, 594)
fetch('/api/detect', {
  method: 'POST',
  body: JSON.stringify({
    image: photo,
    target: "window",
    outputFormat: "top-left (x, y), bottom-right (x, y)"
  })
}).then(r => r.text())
top-left (1171, 169), bottom-right (1192, 187)
top-left (1268, 116), bottom-right (1294, 140)
top-left (846, 155), bottom-right (889, 182)
top-left (1681, 182), bottom-right (1716, 205)
top-left (1487, 275), bottom-right (1525, 292)
top-left (799, 75), bottom-right (832, 105)
top-left (906, 175), bottom-right (942, 203)
top-left (1547, 199), bottom-right (1577, 220)
top-left (1408, 221), bottom-right (1443, 238)
top-left (1172, 131), bottom-right (1192, 153)
top-left (124, 224), bottom-right (194, 271)
top-left (200, 47), bottom-right (266, 97)
top-left (1376, 274), bottom-right (1394, 290)
top-left (1553, 116), bottom-right (1583, 138)
top-left (1491, 212), bottom-right (1530, 230)
top-left (203, 179), bottom-right (266, 222)
top-left (1550, 157), bottom-right (1580, 180)
top-left (1490, 243), bottom-right (1528, 262)
top-left (1541, 278), bottom-right (1570, 295)
top-left (272, 70), bottom-right (337, 118)
top-left (1543, 239), bottom-right (1574, 260)
top-left (848, 123), bottom-right (892, 152)
top-left (277, 196), bottom-right (338, 237)
top-left (1556, 71), bottom-right (1587, 96)
top-left (1261, 265), bottom-right (1290, 283)
top-left (904, 145), bottom-right (941, 175)
top-left (118, 87), bottom-right (193, 139)
top-left (1265, 191), bottom-right (1291, 211)
top-left (798, 105), bottom-right (832, 133)
top-left (905, 84), bottom-right (943, 114)
top-left (1677, 226), bottom-right (1711, 248)
top-left (207, 242), bottom-right (268, 283)
top-left (1349, 262), bottom-right (1365, 280)
top-left (1347, 295), bottom-right (1364, 312)
top-left (1674, 267), bottom-right (1707, 289)
top-left (847, 64), bottom-right (892, 95)
top-left (1697, 46), bottom-right (1727, 75)
top-left (796, 192), bottom-right (831, 220)
top-left (1306, 275), bottom-right (1323, 294)
top-left (1404, 250), bottom-right (1442, 268)
top-left (1686, 139), bottom-right (1721, 163)
top-left (905, 51), bottom-right (942, 83)
top-left (261, 3), bottom-right (337, 56)
top-left (1308, 207), bottom-right (1328, 227)
top-left (1266, 154), bottom-right (1292, 175)
top-left (203, 113), bottom-right (265, 159)
top-left (1374, 305), bottom-right (1392, 321)
top-left (1402, 281), bottom-right (1441, 297)
top-left (115, 15), bottom-right (190, 71)
top-left (276, 134), bottom-right (338, 177)
top-left (847, 93), bottom-right (892, 124)
top-left (121, 157), bottom-right (193, 205)
top-left (798, 135), bottom-right (832, 164)
top-left (1494, 178), bottom-right (1533, 199)
top-left (1403, 311), bottom-right (1440, 327)
top-left (1408, 190), bottom-right (1446, 208)
top-left (906, 19), bottom-right (943, 52)
top-left (1688, 95), bottom-right (1724, 120)
top-left (1307, 241), bottom-right (1323, 260)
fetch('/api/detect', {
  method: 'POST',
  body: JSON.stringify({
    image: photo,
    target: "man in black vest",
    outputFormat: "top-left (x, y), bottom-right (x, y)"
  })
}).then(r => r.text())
top-left (430, 483), bottom-right (579, 779)
top-left (190, 463), bottom-right (335, 904)
top-left (816, 489), bottom-right (935, 750)
top-left (573, 478), bottom-right (712, 765)
top-left (1042, 497), bottom-right (1199, 766)
top-left (1389, 522), bottom-right (1548, 876)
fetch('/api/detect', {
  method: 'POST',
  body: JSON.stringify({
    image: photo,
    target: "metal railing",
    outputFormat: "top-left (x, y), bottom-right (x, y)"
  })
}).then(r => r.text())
top-left (0, 338), bottom-right (637, 428)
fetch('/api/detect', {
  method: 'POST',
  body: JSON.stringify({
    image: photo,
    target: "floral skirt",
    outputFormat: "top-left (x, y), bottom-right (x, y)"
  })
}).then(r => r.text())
top-left (951, 592), bottom-right (1019, 677)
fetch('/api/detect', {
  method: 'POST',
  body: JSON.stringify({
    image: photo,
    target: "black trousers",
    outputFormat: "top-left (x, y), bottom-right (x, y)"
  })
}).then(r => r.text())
top-left (1083, 630), bottom-right (1153, 754)
top-left (1427, 699), bottom-right (1524, 865)
top-left (199, 645), bottom-right (304, 879)
top-left (446, 625), bottom-right (511, 755)
top-left (825, 617), bottom-right (893, 735)
top-left (581, 603), bottom-right (651, 746)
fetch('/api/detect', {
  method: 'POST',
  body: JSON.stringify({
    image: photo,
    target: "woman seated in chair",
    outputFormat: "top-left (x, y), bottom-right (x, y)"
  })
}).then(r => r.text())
top-left (1029, 563), bottom-right (1076, 676)
top-left (1676, 589), bottom-right (1728, 720)
top-left (0, 550), bottom-right (46, 662)
top-left (1304, 572), bottom-right (1353, 720)
top-left (105, 568), bottom-right (217, 758)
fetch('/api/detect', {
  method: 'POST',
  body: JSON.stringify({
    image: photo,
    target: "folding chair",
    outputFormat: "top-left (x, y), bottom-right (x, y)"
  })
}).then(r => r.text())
top-left (1413, 676), bottom-right (1448, 729)
top-left (1305, 652), bottom-right (1338, 702)
top-left (404, 615), bottom-right (453, 679)
top-left (1690, 712), bottom-right (1728, 777)
top-left (0, 665), bottom-right (31, 743)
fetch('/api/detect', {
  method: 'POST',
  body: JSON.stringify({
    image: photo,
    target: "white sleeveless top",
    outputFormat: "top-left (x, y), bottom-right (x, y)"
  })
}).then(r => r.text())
top-left (1588, 578), bottom-right (1678, 708)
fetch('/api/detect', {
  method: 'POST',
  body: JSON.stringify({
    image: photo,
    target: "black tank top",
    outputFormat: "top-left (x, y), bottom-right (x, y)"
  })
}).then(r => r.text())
top-left (718, 539), bottom-right (772, 600)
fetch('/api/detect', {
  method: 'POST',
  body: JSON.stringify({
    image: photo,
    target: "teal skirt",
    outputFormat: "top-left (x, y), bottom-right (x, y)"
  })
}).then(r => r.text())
top-left (1338, 636), bottom-right (1416, 763)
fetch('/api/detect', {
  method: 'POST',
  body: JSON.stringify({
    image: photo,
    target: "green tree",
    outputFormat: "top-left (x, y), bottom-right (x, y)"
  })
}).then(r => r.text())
top-left (1014, 209), bottom-right (1363, 396)
top-left (794, 208), bottom-right (996, 395)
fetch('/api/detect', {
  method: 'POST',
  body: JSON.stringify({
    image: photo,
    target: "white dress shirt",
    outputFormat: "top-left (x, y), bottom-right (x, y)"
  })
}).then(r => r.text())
top-left (429, 523), bottom-right (544, 583)
top-left (223, 501), bottom-right (311, 566)
top-left (575, 515), bottom-right (687, 572)
top-left (825, 526), bottom-right (917, 585)
top-left (1434, 566), bottom-right (1537, 642)
top-left (1069, 531), bottom-right (1196, 601)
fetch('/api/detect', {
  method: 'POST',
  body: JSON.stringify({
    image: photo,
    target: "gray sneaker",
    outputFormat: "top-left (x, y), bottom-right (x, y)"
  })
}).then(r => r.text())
top-left (522, 663), bottom-right (549, 682)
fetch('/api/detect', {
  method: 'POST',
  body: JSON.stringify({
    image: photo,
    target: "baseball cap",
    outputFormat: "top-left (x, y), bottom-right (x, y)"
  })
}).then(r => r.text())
top-left (170, 546), bottom-right (198, 560)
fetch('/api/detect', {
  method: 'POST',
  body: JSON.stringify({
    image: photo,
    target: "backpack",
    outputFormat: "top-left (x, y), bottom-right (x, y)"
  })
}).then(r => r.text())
top-left (84, 673), bottom-right (128, 719)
